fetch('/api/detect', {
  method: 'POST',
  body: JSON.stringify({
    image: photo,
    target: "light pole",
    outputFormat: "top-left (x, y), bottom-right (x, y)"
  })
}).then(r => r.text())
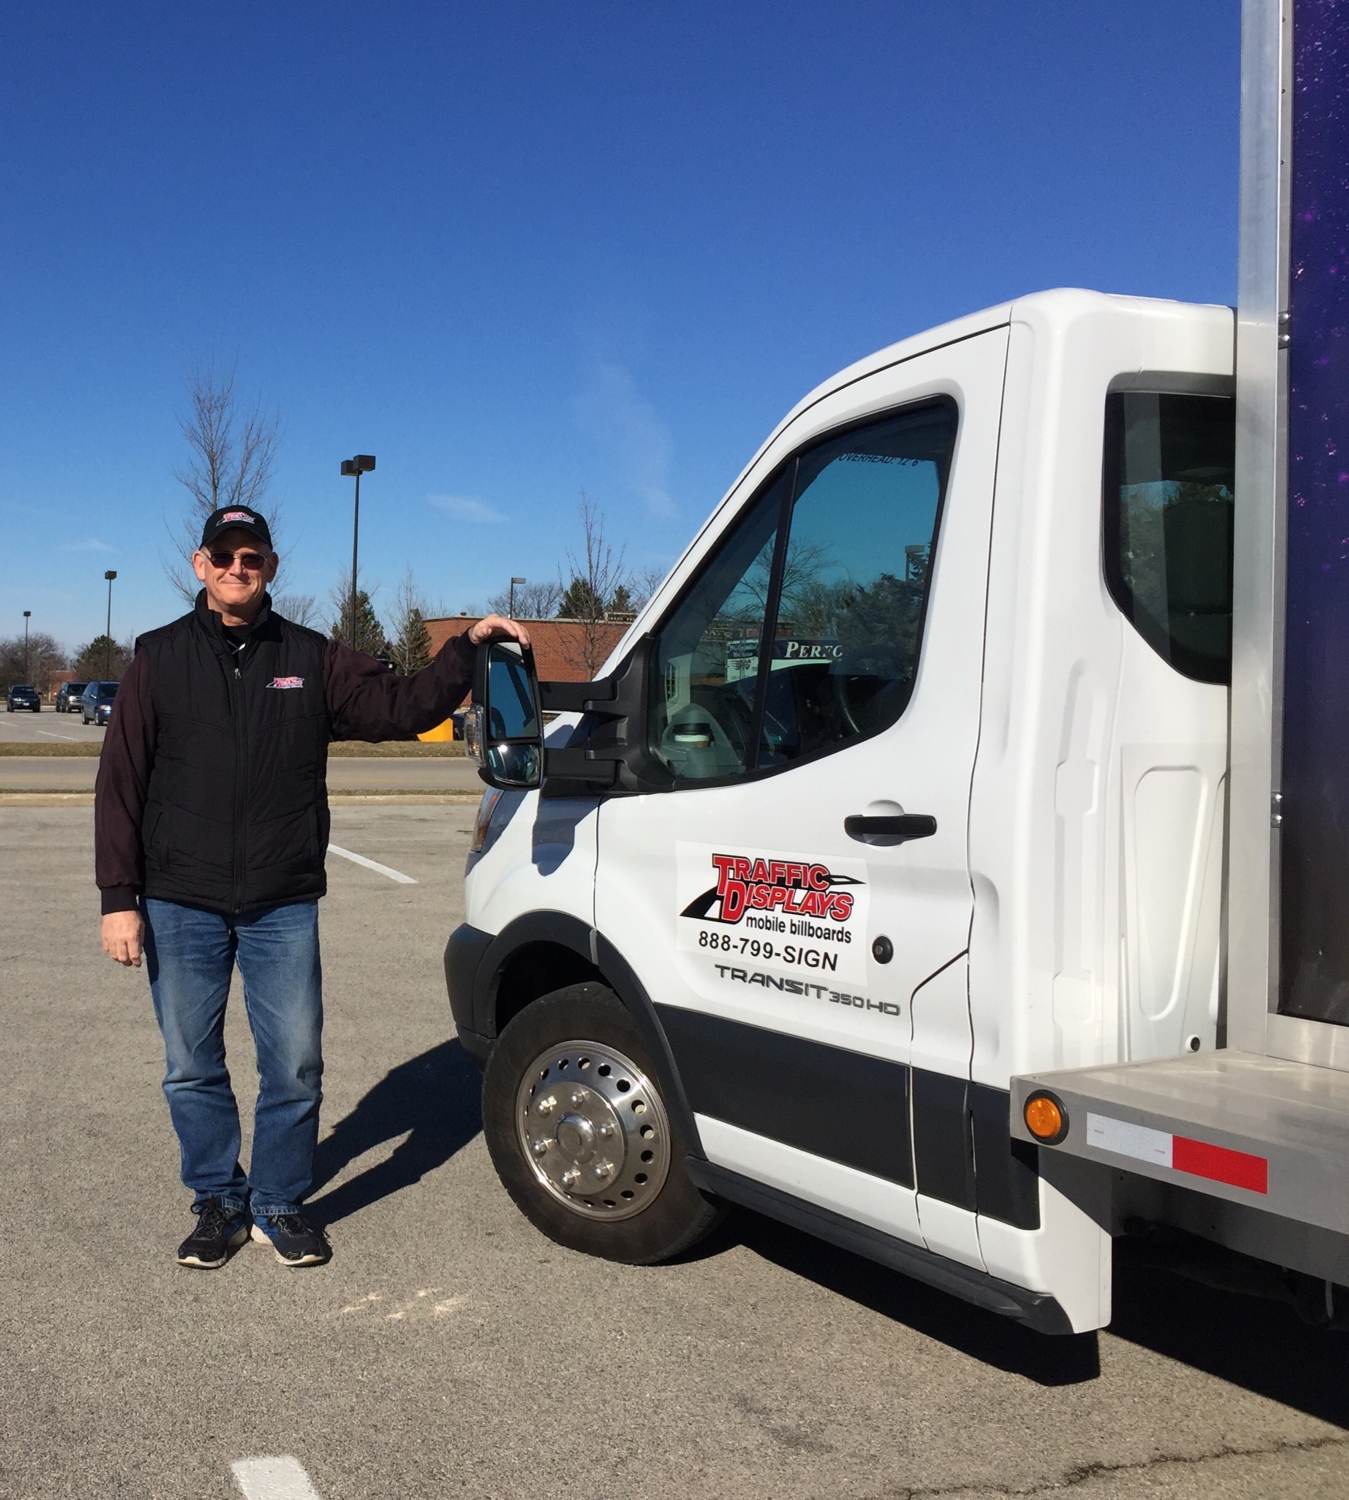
top-left (104, 571), bottom-right (117, 679)
top-left (340, 455), bottom-right (376, 649)
top-left (22, 610), bottom-right (30, 683)
top-left (509, 577), bottom-right (526, 617)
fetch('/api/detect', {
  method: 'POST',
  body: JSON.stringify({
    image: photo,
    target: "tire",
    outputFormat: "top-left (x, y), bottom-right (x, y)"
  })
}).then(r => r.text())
top-left (483, 983), bottom-right (722, 1264)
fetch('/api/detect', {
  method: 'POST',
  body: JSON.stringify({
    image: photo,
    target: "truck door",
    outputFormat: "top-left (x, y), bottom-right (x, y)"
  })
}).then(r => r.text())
top-left (595, 329), bottom-right (1006, 1252)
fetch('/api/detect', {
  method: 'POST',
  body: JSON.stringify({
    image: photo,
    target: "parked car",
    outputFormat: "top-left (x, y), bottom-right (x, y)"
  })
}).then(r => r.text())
top-left (54, 682), bottom-right (87, 713)
top-left (79, 681), bottom-right (119, 725)
top-left (6, 684), bottom-right (40, 712)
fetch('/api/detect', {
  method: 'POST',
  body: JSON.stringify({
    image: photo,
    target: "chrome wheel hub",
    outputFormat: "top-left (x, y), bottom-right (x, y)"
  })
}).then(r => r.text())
top-left (516, 1039), bottom-right (671, 1220)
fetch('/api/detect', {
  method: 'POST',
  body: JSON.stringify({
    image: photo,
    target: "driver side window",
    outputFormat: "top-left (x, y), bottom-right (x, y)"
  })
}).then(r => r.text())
top-left (650, 400), bottom-right (956, 782)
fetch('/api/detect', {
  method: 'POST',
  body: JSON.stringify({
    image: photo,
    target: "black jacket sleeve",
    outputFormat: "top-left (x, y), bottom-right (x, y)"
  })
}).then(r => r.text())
top-left (94, 649), bottom-right (156, 914)
top-left (324, 632), bottom-right (477, 741)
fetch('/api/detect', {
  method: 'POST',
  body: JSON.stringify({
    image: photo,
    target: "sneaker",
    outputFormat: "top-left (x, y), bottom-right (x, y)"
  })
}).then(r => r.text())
top-left (250, 1211), bottom-right (330, 1266)
top-left (177, 1198), bottom-right (250, 1269)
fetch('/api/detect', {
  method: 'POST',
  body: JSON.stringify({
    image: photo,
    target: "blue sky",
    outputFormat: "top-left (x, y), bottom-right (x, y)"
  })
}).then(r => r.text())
top-left (0, 2), bottom-right (1239, 652)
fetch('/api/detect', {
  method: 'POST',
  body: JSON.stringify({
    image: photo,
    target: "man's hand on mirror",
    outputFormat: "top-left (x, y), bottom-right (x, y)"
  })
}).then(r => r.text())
top-left (468, 614), bottom-right (532, 649)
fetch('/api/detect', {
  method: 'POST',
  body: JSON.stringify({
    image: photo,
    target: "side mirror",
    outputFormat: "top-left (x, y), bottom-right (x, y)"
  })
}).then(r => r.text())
top-left (468, 641), bottom-right (543, 789)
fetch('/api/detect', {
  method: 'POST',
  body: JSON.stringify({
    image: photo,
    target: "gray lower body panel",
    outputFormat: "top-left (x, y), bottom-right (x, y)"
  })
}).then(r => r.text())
top-left (1011, 1050), bottom-right (1349, 1279)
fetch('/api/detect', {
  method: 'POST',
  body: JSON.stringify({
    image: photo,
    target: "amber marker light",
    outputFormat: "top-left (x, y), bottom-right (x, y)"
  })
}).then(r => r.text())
top-left (1024, 1091), bottom-right (1068, 1145)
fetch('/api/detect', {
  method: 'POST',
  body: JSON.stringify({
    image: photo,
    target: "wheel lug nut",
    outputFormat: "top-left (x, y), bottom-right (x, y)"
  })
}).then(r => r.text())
top-left (536, 1095), bottom-right (556, 1117)
top-left (598, 1124), bottom-right (615, 1139)
top-left (532, 1140), bottom-right (549, 1156)
top-left (561, 1168), bottom-right (580, 1188)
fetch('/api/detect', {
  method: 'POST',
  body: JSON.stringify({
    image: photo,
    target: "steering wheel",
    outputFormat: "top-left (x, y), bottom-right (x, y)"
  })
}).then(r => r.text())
top-left (831, 644), bottom-right (907, 735)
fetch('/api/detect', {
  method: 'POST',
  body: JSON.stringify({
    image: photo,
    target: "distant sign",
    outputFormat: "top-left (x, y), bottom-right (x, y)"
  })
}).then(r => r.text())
top-left (725, 638), bottom-right (843, 683)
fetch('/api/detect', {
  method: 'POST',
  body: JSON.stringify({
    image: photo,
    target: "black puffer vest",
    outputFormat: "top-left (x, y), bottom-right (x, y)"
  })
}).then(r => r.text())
top-left (139, 594), bottom-right (331, 914)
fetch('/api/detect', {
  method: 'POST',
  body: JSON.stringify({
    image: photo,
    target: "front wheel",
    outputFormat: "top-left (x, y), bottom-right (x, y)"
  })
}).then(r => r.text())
top-left (483, 984), bottom-right (722, 1264)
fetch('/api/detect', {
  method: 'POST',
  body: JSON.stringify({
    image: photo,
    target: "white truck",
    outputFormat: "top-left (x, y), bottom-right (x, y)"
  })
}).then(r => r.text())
top-left (447, 0), bottom-right (1349, 1334)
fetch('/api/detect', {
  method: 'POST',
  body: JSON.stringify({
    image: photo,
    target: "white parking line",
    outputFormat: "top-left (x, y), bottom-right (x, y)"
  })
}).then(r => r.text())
top-left (327, 843), bottom-right (418, 884)
top-left (38, 730), bottom-right (79, 741)
top-left (231, 1455), bottom-right (323, 1500)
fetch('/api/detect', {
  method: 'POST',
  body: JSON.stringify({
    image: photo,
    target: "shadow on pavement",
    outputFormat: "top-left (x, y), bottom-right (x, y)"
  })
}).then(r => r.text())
top-left (710, 1208), bottom-right (1101, 1387)
top-left (714, 1210), bottom-right (1349, 1408)
top-left (1108, 1240), bottom-right (1349, 1428)
top-left (306, 1039), bottom-right (482, 1229)
top-left (302, 1049), bottom-right (1349, 1416)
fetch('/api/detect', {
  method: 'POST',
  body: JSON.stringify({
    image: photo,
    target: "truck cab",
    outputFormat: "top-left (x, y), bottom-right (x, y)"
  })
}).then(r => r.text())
top-left (448, 288), bottom-right (1240, 1335)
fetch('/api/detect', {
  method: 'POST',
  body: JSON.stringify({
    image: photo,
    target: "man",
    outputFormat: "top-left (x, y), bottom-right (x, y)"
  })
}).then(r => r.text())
top-left (97, 505), bottom-right (528, 1269)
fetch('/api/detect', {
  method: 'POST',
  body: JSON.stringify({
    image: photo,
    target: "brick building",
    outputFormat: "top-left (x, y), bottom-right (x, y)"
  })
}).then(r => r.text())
top-left (424, 616), bottom-right (630, 683)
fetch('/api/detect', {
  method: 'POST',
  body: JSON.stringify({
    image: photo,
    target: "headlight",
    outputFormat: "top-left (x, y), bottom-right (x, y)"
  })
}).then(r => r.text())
top-left (471, 787), bottom-right (503, 853)
top-left (463, 705), bottom-right (485, 767)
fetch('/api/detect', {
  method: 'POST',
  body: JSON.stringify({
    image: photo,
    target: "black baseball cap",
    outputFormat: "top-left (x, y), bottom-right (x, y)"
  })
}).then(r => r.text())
top-left (200, 506), bottom-right (273, 550)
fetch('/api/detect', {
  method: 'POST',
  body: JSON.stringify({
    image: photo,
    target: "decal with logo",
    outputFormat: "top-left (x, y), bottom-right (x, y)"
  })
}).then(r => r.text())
top-left (221, 510), bottom-right (254, 523)
top-left (267, 676), bottom-right (305, 690)
top-left (676, 840), bottom-right (870, 986)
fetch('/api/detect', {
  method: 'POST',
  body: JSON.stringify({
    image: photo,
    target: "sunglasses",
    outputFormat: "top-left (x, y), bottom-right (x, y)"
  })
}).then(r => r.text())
top-left (206, 549), bottom-right (269, 571)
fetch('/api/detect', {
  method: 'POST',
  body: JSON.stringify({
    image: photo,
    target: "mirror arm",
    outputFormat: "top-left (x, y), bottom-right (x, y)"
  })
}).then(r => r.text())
top-left (538, 678), bottom-right (619, 713)
top-left (538, 636), bottom-right (669, 796)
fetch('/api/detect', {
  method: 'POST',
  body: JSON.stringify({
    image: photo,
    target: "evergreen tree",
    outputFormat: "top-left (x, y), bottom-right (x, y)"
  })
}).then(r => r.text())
top-left (386, 568), bottom-right (435, 673)
top-left (330, 589), bottom-right (390, 657)
top-left (392, 607), bottom-right (433, 675)
top-left (557, 576), bottom-right (604, 620)
top-left (72, 635), bottom-right (134, 681)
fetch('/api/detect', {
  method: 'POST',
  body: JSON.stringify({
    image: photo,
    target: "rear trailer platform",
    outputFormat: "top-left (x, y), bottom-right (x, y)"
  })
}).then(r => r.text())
top-left (1010, 1052), bottom-right (1349, 1286)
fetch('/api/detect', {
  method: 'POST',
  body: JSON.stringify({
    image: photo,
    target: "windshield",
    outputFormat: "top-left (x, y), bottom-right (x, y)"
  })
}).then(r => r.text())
top-left (97, 684), bottom-right (118, 699)
top-left (67, 683), bottom-right (87, 695)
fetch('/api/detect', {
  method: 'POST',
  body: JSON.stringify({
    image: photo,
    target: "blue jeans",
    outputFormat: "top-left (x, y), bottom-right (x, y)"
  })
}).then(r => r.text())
top-left (143, 898), bottom-right (324, 1216)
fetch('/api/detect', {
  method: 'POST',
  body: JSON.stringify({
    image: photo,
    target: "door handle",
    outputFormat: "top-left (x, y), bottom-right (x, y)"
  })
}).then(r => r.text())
top-left (844, 814), bottom-right (937, 845)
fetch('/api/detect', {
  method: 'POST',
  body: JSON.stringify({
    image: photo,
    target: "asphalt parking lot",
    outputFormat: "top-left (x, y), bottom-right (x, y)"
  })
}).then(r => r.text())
top-left (4, 804), bottom-right (1349, 1500)
top-left (0, 755), bottom-right (482, 795)
top-left (0, 707), bottom-right (107, 743)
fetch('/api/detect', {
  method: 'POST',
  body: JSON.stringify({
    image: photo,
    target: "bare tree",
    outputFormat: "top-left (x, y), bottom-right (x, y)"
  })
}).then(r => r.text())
top-left (0, 631), bottom-right (67, 693)
top-left (385, 568), bottom-right (434, 674)
top-left (273, 593), bottom-right (319, 628)
top-left (165, 363), bottom-right (282, 602)
top-left (558, 494), bottom-right (632, 677)
top-left (629, 564), bottom-right (669, 612)
top-left (486, 579), bottom-right (563, 619)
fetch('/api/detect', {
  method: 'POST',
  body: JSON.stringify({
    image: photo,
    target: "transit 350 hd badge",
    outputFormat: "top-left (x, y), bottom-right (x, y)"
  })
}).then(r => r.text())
top-left (676, 842), bottom-right (887, 1007)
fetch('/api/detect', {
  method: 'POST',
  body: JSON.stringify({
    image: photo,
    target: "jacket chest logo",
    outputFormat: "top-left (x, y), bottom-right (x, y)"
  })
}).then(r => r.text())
top-left (267, 676), bottom-right (305, 690)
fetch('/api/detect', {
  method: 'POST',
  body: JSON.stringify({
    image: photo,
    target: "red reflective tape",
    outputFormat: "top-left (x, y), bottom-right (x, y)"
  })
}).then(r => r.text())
top-left (1172, 1135), bottom-right (1268, 1194)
